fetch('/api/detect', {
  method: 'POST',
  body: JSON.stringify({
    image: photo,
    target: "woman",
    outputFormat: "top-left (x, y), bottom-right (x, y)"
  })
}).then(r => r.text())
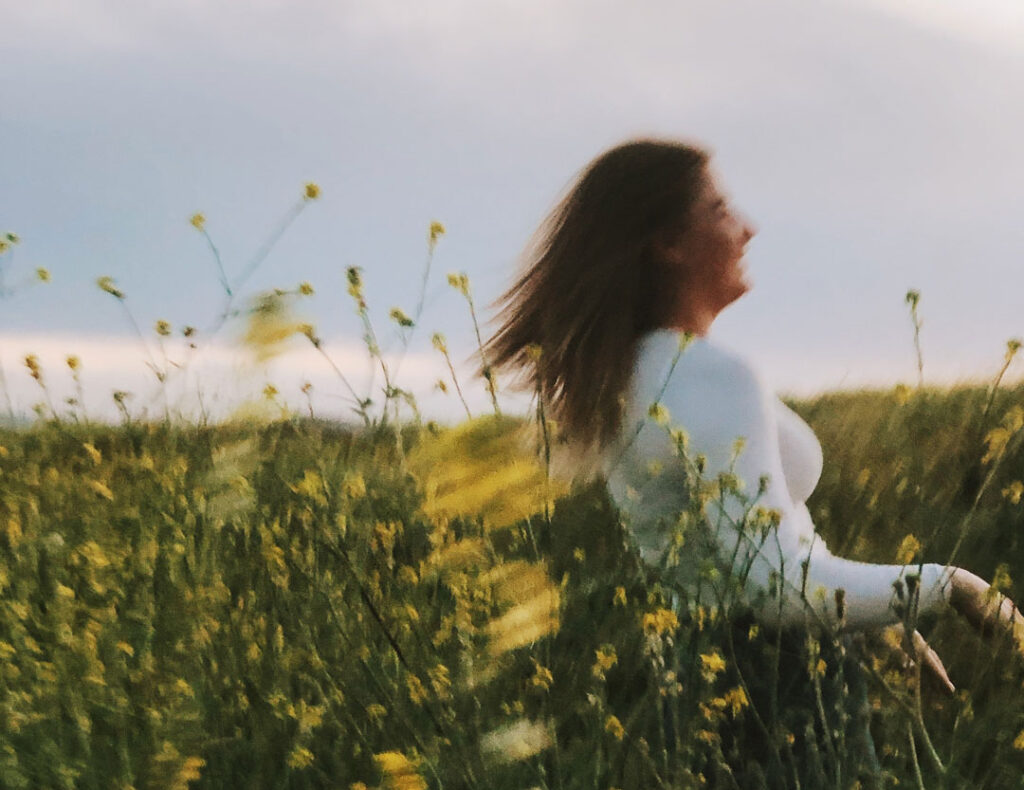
top-left (482, 137), bottom-right (1022, 686)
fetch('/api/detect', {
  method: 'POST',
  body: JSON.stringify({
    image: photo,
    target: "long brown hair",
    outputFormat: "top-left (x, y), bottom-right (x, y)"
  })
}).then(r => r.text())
top-left (481, 138), bottom-right (710, 468)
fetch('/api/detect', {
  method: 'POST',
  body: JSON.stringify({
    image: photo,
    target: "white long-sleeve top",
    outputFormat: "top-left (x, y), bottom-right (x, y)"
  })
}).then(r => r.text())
top-left (601, 329), bottom-right (954, 631)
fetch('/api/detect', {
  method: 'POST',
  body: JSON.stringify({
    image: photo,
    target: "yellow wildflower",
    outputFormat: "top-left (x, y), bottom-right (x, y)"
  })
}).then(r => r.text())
top-left (895, 534), bottom-right (921, 565)
top-left (1006, 338), bottom-right (1022, 363)
top-left (263, 384), bottom-right (278, 399)
top-left (429, 220), bottom-right (446, 244)
top-left (1003, 481), bottom-right (1023, 505)
top-left (374, 751), bottom-right (426, 790)
top-left (96, 276), bottom-right (124, 299)
top-left (530, 660), bottom-right (553, 691)
top-left (594, 645), bottom-right (618, 672)
top-left (298, 281), bottom-right (314, 295)
top-left (66, 355), bottom-right (80, 371)
top-left (35, 267), bottom-right (51, 282)
top-left (87, 479), bottom-right (114, 501)
top-left (389, 307), bottom-right (414, 327)
top-left (604, 715), bottom-right (625, 740)
top-left (190, 213), bottom-right (206, 230)
top-left (700, 651), bottom-right (726, 678)
top-left (648, 402), bottom-right (670, 426)
top-left (406, 673), bottom-right (428, 705)
top-left (1013, 729), bottom-right (1024, 750)
top-left (613, 586), bottom-right (627, 606)
top-left (304, 182), bottom-right (321, 200)
top-left (446, 272), bottom-right (470, 296)
top-left (23, 354), bottom-right (42, 382)
top-left (724, 686), bottom-right (749, 716)
top-left (642, 607), bottom-right (679, 636)
top-left (82, 442), bottom-right (102, 465)
top-left (287, 746), bottom-right (314, 769)
top-left (154, 319), bottom-right (171, 337)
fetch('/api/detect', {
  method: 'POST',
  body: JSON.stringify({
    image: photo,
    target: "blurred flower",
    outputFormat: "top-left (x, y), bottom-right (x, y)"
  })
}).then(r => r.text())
top-left (82, 442), bottom-right (102, 465)
top-left (304, 182), bottom-right (321, 200)
top-left (905, 289), bottom-right (920, 309)
top-left (190, 213), bottom-right (206, 230)
top-left (429, 220), bottom-right (446, 248)
top-left (1003, 481), bottom-right (1023, 505)
top-left (481, 718), bottom-right (554, 764)
top-left (700, 651), bottom-right (726, 680)
top-left (154, 320), bottom-right (172, 337)
top-left (183, 325), bottom-right (196, 338)
top-left (96, 276), bottom-right (125, 299)
top-left (530, 659), bottom-right (553, 691)
top-left (648, 402), bottom-right (670, 427)
top-left (389, 307), bottom-right (414, 328)
top-left (1008, 338), bottom-right (1023, 364)
top-left (287, 747), bottom-right (314, 769)
top-left (263, 384), bottom-right (278, 399)
top-left (66, 355), bottom-right (80, 371)
top-left (4, 231), bottom-right (19, 244)
top-left (604, 715), bottom-right (625, 741)
top-left (23, 354), bottom-right (42, 383)
top-left (431, 332), bottom-right (448, 353)
top-left (35, 268), bottom-right (51, 282)
top-left (298, 281), bottom-right (314, 296)
top-left (446, 272), bottom-right (470, 296)
top-left (642, 608), bottom-right (679, 636)
top-left (373, 752), bottom-right (425, 790)
top-left (613, 586), bottom-right (627, 606)
top-left (87, 479), bottom-right (114, 501)
top-left (894, 534), bottom-right (921, 565)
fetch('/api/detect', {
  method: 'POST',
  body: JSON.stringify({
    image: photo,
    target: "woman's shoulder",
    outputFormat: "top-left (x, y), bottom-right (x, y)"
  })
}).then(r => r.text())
top-left (634, 329), bottom-right (765, 397)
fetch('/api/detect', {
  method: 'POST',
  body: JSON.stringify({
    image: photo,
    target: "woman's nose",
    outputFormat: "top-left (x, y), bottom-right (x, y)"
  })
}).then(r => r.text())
top-left (740, 214), bottom-right (757, 242)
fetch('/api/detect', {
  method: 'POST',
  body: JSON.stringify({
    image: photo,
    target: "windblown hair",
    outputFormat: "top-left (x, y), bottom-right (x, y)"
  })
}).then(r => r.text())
top-left (480, 138), bottom-right (710, 471)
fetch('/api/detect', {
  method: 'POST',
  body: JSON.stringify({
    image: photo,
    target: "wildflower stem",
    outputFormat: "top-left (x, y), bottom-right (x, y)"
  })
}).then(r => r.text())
top-left (232, 199), bottom-right (307, 297)
top-left (201, 228), bottom-right (232, 297)
top-left (907, 721), bottom-right (927, 790)
top-left (465, 289), bottom-right (501, 415)
top-left (437, 344), bottom-right (472, 420)
top-left (980, 340), bottom-right (1020, 428)
top-left (906, 290), bottom-right (924, 389)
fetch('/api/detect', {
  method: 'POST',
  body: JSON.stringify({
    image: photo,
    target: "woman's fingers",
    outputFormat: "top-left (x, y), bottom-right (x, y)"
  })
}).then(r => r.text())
top-left (886, 623), bottom-right (955, 695)
top-left (948, 569), bottom-right (1024, 643)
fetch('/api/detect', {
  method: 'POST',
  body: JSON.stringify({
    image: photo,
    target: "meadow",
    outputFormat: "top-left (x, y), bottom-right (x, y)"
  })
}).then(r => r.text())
top-left (1, 192), bottom-right (1023, 789)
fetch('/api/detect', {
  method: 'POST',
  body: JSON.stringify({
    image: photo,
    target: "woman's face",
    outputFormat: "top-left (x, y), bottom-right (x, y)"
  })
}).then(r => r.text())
top-left (659, 166), bottom-right (757, 324)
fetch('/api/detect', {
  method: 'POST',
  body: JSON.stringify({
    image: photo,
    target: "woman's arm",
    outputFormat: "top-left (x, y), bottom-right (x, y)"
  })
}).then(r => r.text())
top-left (656, 349), bottom-right (952, 631)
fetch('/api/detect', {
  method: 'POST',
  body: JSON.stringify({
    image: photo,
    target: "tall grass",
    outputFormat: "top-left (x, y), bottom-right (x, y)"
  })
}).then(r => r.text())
top-left (0, 196), bottom-right (1023, 789)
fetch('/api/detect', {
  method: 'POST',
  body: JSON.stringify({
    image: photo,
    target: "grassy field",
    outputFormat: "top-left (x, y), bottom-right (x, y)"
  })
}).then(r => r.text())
top-left (3, 207), bottom-right (1024, 788)
top-left (0, 377), bottom-right (1022, 789)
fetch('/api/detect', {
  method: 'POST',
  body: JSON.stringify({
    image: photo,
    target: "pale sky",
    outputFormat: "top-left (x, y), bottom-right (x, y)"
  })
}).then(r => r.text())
top-left (2, 0), bottom-right (1022, 424)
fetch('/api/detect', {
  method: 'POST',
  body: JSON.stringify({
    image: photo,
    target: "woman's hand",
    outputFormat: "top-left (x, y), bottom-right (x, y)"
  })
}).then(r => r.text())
top-left (948, 568), bottom-right (1024, 645)
top-left (883, 622), bottom-right (955, 695)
